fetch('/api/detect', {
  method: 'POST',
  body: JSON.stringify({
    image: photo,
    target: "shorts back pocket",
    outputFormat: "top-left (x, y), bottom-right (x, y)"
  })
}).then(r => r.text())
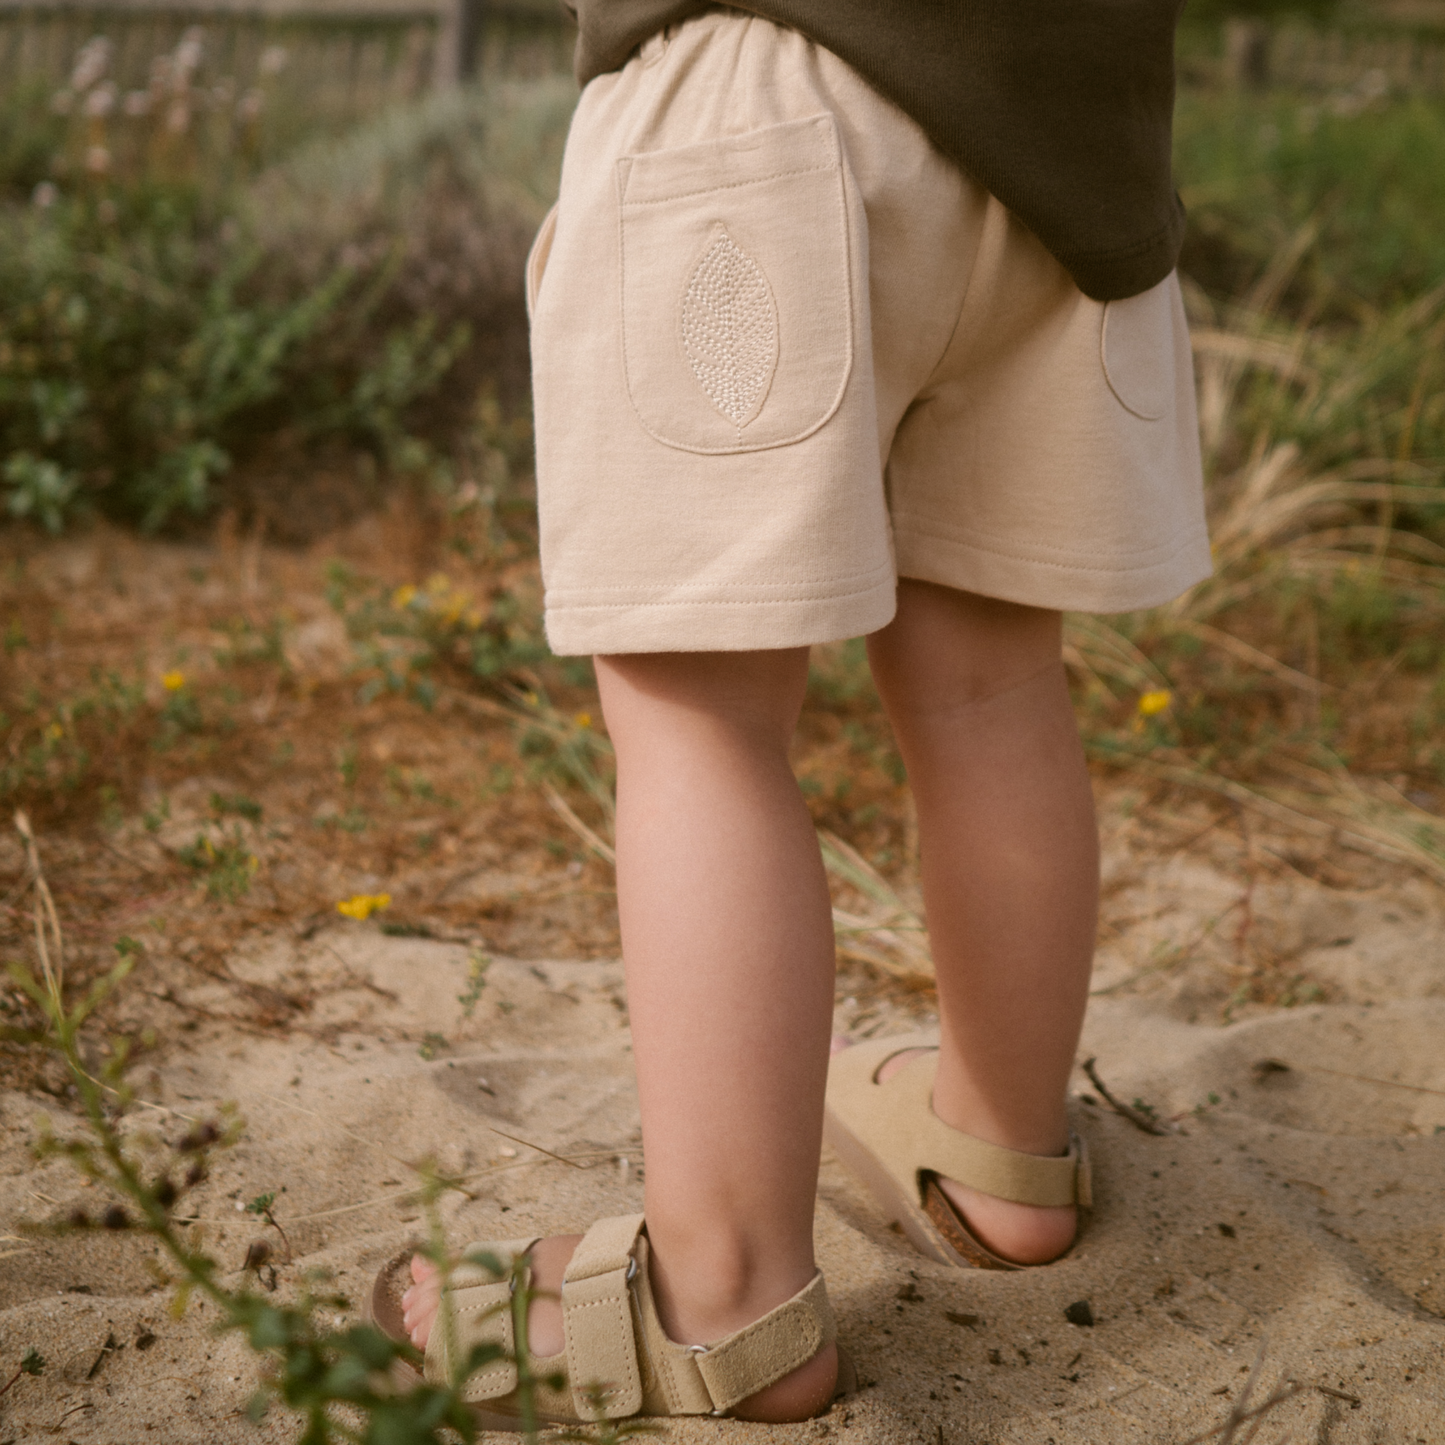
top-left (616, 114), bottom-right (856, 455)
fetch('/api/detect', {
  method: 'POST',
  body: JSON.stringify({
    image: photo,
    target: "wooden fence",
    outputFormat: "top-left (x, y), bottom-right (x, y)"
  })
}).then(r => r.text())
top-left (1203, 18), bottom-right (1445, 95)
top-left (6, 9), bottom-right (1444, 137)
top-left (1270, 23), bottom-right (1445, 93)
top-left (0, 0), bottom-right (571, 135)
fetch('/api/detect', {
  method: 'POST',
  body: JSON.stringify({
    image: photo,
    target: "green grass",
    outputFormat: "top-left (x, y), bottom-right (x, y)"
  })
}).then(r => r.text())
top-left (1175, 87), bottom-right (1445, 308)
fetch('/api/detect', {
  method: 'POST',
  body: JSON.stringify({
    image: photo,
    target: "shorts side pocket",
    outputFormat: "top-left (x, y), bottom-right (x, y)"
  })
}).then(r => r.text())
top-left (526, 204), bottom-right (559, 321)
top-left (1100, 275), bottom-right (1176, 421)
top-left (616, 114), bottom-right (856, 455)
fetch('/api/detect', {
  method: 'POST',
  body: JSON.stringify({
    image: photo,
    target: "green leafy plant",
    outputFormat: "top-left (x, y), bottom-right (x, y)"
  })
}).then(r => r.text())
top-left (2, 809), bottom-right (551, 1444)
top-left (177, 827), bottom-right (259, 901)
top-left (0, 186), bottom-right (473, 531)
top-left (0, 1346), bottom-right (45, 1400)
top-left (0, 58), bottom-right (576, 534)
top-left (246, 1189), bottom-right (295, 1263)
top-left (329, 566), bottom-right (548, 709)
top-left (458, 950), bottom-right (490, 1018)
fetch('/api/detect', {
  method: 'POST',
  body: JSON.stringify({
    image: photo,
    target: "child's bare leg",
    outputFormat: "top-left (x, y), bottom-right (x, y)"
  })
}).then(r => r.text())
top-left (596, 648), bottom-right (838, 1420)
top-left (865, 580), bottom-right (1098, 1265)
top-left (405, 646), bottom-right (839, 1422)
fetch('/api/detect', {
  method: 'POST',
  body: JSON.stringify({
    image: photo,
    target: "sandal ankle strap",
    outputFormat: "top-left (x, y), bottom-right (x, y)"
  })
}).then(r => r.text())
top-left (680, 1268), bottom-right (836, 1414)
top-left (564, 1215), bottom-right (837, 1418)
top-left (860, 1044), bottom-right (1092, 1208)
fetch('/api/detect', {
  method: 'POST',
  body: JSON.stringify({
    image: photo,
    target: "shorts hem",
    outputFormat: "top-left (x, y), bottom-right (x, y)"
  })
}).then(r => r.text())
top-left (893, 525), bottom-right (1214, 615)
top-left (543, 580), bottom-right (897, 656)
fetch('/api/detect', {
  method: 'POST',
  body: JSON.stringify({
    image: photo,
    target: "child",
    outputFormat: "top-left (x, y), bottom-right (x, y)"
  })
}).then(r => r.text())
top-left (373, 2), bottom-right (1209, 1425)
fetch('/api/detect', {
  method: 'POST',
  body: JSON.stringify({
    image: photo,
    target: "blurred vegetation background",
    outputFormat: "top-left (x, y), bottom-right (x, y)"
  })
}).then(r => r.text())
top-left (2, 0), bottom-right (1445, 970)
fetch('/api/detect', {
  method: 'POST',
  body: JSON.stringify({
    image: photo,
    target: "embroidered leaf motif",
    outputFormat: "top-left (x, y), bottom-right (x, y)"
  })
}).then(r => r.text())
top-left (680, 228), bottom-right (778, 430)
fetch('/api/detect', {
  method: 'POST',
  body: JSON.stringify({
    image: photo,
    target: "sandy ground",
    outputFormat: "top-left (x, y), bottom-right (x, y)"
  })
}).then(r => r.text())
top-left (2, 804), bottom-right (1444, 1445)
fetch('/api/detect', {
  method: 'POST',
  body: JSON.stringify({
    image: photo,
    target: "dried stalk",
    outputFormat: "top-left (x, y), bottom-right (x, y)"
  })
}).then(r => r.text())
top-left (1080, 1057), bottom-right (1174, 1136)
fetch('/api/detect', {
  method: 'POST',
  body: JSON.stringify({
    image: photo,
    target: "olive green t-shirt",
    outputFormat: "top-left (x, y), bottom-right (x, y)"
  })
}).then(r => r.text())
top-left (566, 1), bottom-right (1186, 302)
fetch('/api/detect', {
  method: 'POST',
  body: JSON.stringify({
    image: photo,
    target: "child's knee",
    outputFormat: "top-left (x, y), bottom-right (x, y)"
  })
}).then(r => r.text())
top-left (869, 581), bottom-right (1063, 713)
top-left (596, 648), bottom-right (810, 752)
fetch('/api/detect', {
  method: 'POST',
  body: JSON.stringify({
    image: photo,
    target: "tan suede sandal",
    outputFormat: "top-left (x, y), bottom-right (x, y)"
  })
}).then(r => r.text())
top-left (366, 1213), bottom-right (852, 1428)
top-left (824, 1032), bottom-right (1092, 1270)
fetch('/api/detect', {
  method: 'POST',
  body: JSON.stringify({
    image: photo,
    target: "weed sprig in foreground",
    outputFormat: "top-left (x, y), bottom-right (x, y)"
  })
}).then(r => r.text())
top-left (3, 808), bottom-right (545, 1445)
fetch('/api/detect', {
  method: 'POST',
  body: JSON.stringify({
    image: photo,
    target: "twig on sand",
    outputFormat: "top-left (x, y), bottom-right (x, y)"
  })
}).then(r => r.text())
top-left (1179, 1340), bottom-right (1305, 1445)
top-left (488, 1126), bottom-right (591, 1170)
top-left (1180, 1382), bottom-right (1307, 1444)
top-left (1179, 1339), bottom-right (1361, 1444)
top-left (1080, 1057), bottom-right (1175, 1136)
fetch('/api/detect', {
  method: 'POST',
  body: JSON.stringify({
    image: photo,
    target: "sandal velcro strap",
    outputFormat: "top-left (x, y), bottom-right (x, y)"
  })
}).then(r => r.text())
top-left (561, 1213), bottom-right (646, 1418)
top-left (425, 1236), bottom-right (538, 1401)
top-left (687, 1270), bottom-right (836, 1414)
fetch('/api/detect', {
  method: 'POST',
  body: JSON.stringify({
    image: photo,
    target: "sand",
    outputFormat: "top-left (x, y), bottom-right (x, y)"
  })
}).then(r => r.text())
top-left (2, 807), bottom-right (1443, 1445)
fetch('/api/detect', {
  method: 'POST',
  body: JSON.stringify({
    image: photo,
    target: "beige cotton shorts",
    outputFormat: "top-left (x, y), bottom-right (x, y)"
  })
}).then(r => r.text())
top-left (528, 8), bottom-right (1211, 657)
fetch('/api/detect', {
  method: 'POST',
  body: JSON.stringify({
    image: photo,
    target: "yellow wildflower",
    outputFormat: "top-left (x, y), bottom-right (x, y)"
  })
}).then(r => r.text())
top-left (46, 722), bottom-right (64, 740)
top-left (574, 712), bottom-right (592, 730)
top-left (336, 892), bottom-right (391, 921)
top-left (162, 669), bottom-right (186, 691)
top-left (1136, 689), bottom-right (1172, 717)
top-left (391, 584), bottom-right (417, 609)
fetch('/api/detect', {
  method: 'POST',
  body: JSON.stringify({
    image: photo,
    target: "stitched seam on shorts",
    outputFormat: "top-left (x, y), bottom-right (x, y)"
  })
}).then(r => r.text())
top-left (548, 583), bottom-right (895, 613)
top-left (547, 567), bottom-right (892, 596)
top-left (914, 215), bottom-right (990, 399)
top-left (894, 507), bottom-right (1202, 562)
top-left (893, 515), bottom-right (1210, 575)
top-left (546, 563), bottom-right (893, 601)
top-left (620, 163), bottom-right (834, 209)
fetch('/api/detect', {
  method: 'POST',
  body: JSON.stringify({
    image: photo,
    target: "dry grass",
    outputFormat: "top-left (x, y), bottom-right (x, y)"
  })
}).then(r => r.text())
top-left (3, 185), bottom-right (1444, 1029)
top-left (1066, 258), bottom-right (1445, 890)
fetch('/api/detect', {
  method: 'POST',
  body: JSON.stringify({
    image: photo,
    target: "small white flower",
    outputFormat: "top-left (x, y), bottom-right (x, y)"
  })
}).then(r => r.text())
top-left (173, 29), bottom-right (204, 81)
top-left (83, 81), bottom-right (116, 118)
top-left (69, 36), bottom-right (112, 93)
